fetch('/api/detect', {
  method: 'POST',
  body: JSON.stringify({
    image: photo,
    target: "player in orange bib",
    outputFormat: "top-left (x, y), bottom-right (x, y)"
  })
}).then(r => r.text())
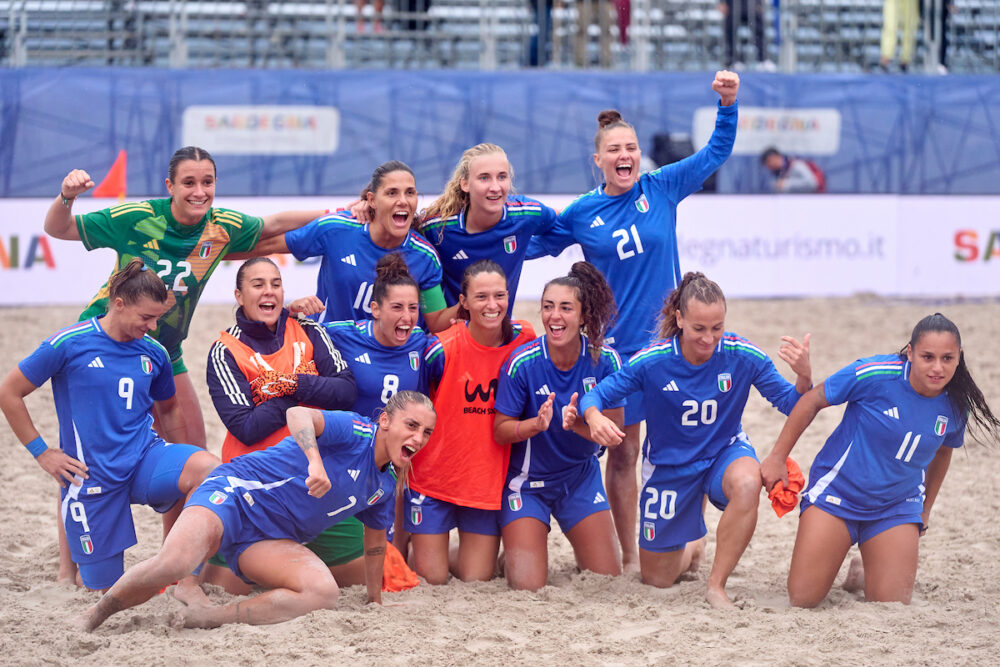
top-left (404, 259), bottom-right (536, 584)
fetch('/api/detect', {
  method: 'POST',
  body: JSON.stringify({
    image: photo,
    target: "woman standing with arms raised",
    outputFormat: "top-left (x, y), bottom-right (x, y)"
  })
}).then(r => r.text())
top-left (528, 71), bottom-right (740, 571)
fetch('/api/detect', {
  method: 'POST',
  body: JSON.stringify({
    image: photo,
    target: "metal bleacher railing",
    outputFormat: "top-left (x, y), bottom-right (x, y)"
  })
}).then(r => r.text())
top-left (0, 0), bottom-right (997, 73)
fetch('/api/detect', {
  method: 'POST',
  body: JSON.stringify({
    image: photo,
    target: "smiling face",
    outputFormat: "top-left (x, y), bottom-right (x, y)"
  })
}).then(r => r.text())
top-left (594, 126), bottom-right (641, 196)
top-left (676, 298), bottom-right (726, 366)
top-left (166, 159), bottom-right (216, 226)
top-left (461, 153), bottom-right (511, 222)
top-left (906, 331), bottom-right (961, 398)
top-left (368, 170), bottom-right (418, 244)
top-left (541, 284), bottom-right (582, 348)
top-left (459, 271), bottom-right (508, 339)
top-left (371, 284), bottom-right (420, 347)
top-left (235, 261), bottom-right (284, 331)
top-left (379, 402), bottom-right (436, 468)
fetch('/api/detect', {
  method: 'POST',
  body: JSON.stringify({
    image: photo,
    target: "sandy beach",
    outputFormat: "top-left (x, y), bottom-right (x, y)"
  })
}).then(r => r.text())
top-left (1, 297), bottom-right (997, 666)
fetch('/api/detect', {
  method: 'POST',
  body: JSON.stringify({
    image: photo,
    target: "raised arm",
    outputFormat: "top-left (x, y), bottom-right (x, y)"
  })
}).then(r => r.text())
top-left (759, 383), bottom-right (830, 490)
top-left (0, 367), bottom-right (88, 486)
top-left (494, 393), bottom-right (555, 444)
top-left (44, 169), bottom-right (95, 240)
top-left (777, 333), bottom-right (813, 394)
top-left (286, 406), bottom-right (330, 498)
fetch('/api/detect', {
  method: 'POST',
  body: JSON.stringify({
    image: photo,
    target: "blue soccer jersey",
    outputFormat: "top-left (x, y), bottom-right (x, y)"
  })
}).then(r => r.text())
top-left (527, 102), bottom-right (738, 355)
top-left (804, 355), bottom-right (966, 517)
top-left (496, 335), bottom-right (624, 480)
top-left (18, 317), bottom-right (175, 486)
top-left (420, 195), bottom-right (558, 312)
top-left (324, 320), bottom-right (442, 421)
top-left (580, 332), bottom-right (802, 466)
top-left (285, 212), bottom-right (443, 323)
top-left (193, 411), bottom-right (398, 545)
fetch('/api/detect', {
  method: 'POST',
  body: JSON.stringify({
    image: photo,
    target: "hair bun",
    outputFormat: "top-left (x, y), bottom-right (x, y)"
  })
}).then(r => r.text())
top-left (597, 109), bottom-right (624, 128)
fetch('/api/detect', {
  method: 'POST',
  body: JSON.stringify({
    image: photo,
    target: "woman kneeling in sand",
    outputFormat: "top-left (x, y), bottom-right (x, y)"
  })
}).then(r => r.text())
top-left (80, 393), bottom-right (435, 630)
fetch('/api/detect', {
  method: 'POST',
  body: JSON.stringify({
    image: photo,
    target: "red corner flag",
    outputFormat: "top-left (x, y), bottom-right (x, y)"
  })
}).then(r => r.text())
top-left (92, 150), bottom-right (127, 199)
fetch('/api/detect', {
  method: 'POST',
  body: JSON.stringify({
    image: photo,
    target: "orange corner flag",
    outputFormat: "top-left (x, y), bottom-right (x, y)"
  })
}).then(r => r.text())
top-left (92, 150), bottom-right (127, 200)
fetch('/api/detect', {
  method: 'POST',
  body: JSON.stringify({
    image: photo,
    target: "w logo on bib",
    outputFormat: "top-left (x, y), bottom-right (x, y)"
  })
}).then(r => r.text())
top-left (718, 373), bottom-right (732, 393)
top-left (508, 492), bottom-right (523, 511)
top-left (934, 415), bottom-right (948, 436)
top-left (634, 194), bottom-right (650, 213)
top-left (503, 235), bottom-right (517, 254)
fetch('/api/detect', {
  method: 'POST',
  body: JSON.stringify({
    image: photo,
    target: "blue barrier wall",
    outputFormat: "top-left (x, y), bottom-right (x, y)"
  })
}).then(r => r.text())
top-left (1, 68), bottom-right (999, 196)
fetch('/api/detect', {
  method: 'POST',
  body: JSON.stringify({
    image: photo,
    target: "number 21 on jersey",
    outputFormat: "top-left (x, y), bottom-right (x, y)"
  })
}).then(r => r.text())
top-left (613, 224), bottom-right (644, 261)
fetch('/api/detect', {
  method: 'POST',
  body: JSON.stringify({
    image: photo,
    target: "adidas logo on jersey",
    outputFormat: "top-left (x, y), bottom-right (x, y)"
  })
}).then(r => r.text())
top-left (535, 384), bottom-right (552, 396)
top-left (452, 249), bottom-right (469, 260)
top-left (348, 469), bottom-right (360, 481)
top-left (340, 254), bottom-right (357, 266)
top-left (883, 407), bottom-right (900, 419)
top-left (590, 216), bottom-right (606, 228)
top-left (88, 357), bottom-right (105, 368)
top-left (593, 491), bottom-right (606, 504)
top-left (662, 380), bottom-right (678, 391)
top-left (354, 353), bottom-right (372, 364)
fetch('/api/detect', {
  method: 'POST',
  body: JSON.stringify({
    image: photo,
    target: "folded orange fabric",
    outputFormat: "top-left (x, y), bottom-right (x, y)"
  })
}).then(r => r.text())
top-left (768, 457), bottom-right (805, 518)
top-left (382, 542), bottom-right (419, 593)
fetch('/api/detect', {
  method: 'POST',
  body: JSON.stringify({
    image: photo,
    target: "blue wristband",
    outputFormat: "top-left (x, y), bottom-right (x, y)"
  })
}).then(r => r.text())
top-left (25, 436), bottom-right (48, 458)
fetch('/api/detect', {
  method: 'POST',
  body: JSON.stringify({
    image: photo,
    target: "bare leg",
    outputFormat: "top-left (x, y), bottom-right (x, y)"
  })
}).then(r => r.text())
top-left (606, 422), bottom-right (640, 572)
top-left (639, 546), bottom-right (690, 588)
top-left (328, 555), bottom-right (367, 587)
top-left (787, 506), bottom-right (853, 608)
top-left (842, 554), bottom-right (865, 593)
top-left (79, 507), bottom-right (221, 631)
top-left (202, 562), bottom-right (253, 596)
top-left (56, 493), bottom-right (78, 586)
top-left (565, 510), bottom-right (621, 577)
top-left (391, 492), bottom-right (412, 560)
top-left (165, 449), bottom-right (220, 604)
top-left (410, 532), bottom-right (451, 585)
top-left (502, 517), bottom-right (549, 591)
top-left (455, 531), bottom-right (501, 582)
top-left (857, 523), bottom-right (919, 604)
top-left (153, 372), bottom-right (206, 449)
top-left (706, 457), bottom-right (760, 609)
top-left (181, 540), bottom-right (340, 628)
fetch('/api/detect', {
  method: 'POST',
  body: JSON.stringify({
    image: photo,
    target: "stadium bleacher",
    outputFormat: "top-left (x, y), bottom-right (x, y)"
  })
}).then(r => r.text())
top-left (0, 0), bottom-right (998, 72)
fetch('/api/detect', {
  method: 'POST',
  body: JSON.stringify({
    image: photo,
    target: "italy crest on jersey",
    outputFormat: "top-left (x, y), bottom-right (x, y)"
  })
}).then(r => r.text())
top-left (409, 350), bottom-right (420, 371)
top-left (934, 415), bottom-right (948, 436)
top-left (583, 376), bottom-right (597, 393)
top-left (80, 534), bottom-right (94, 555)
top-left (367, 488), bottom-right (385, 505)
top-left (503, 235), bottom-right (517, 254)
top-left (209, 491), bottom-right (227, 505)
top-left (410, 505), bottom-right (422, 526)
top-left (634, 193), bottom-right (650, 213)
top-left (508, 492), bottom-right (523, 511)
top-left (199, 241), bottom-right (213, 259)
top-left (718, 373), bottom-right (732, 393)
top-left (642, 522), bottom-right (655, 541)
top-left (140, 355), bottom-right (153, 375)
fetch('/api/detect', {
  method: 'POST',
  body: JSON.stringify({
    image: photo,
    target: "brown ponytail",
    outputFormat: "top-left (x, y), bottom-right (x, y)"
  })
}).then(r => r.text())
top-left (108, 258), bottom-right (167, 305)
top-left (657, 272), bottom-right (726, 340)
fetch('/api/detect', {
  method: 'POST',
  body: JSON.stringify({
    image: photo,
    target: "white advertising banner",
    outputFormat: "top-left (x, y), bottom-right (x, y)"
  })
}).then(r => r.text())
top-left (693, 106), bottom-right (843, 156)
top-left (181, 106), bottom-right (341, 155)
top-left (1, 196), bottom-right (997, 306)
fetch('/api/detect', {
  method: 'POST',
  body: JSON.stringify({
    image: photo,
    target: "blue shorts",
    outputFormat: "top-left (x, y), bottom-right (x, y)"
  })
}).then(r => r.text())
top-left (500, 456), bottom-right (609, 532)
top-left (403, 489), bottom-right (500, 536)
top-left (62, 441), bottom-right (202, 590)
top-left (638, 435), bottom-right (758, 554)
top-left (800, 495), bottom-right (923, 546)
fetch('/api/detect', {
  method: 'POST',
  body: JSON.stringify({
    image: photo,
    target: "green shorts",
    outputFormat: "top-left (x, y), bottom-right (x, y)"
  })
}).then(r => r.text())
top-left (170, 355), bottom-right (187, 376)
top-left (207, 516), bottom-right (364, 569)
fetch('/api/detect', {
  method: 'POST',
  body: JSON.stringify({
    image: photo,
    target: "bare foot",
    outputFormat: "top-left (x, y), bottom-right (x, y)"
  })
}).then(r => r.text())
top-left (178, 604), bottom-right (225, 629)
top-left (172, 577), bottom-right (211, 607)
top-left (706, 584), bottom-right (736, 610)
top-left (70, 605), bottom-right (98, 632)
top-left (842, 555), bottom-right (865, 593)
top-left (686, 537), bottom-right (706, 574)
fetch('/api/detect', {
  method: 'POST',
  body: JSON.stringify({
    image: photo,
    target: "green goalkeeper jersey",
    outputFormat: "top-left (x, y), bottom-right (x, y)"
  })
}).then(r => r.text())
top-left (76, 198), bottom-right (264, 363)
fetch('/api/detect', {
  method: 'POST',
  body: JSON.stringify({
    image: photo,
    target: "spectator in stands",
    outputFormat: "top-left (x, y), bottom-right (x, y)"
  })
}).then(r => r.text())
top-left (880, 0), bottom-right (919, 72)
top-left (355, 0), bottom-right (386, 33)
top-left (719, 0), bottom-right (769, 69)
top-left (529, 0), bottom-right (554, 66)
top-left (575, 0), bottom-right (615, 67)
top-left (761, 147), bottom-right (826, 193)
